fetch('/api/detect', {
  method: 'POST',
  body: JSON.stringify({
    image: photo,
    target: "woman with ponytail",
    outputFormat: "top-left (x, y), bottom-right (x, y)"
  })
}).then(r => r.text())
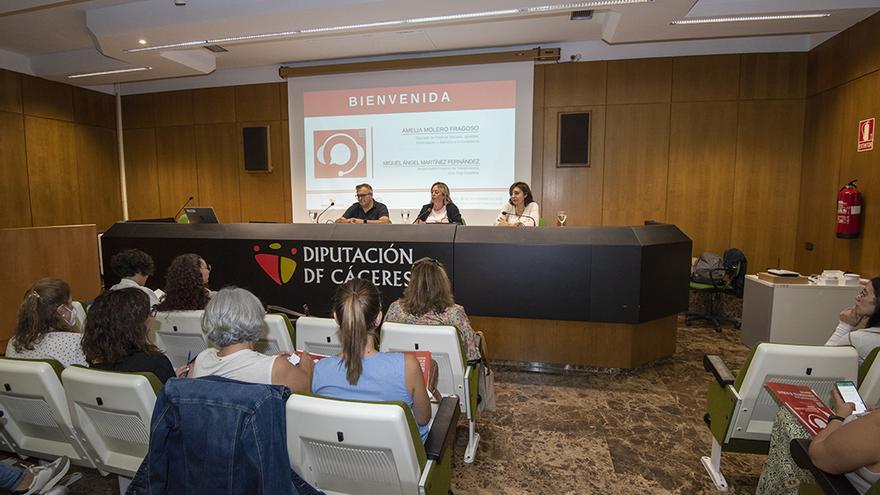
top-left (311, 278), bottom-right (432, 441)
top-left (6, 277), bottom-right (87, 367)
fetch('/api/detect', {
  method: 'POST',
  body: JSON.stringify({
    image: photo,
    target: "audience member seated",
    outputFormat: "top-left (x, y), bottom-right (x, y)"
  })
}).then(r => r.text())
top-left (415, 182), bottom-right (463, 224)
top-left (81, 288), bottom-right (176, 384)
top-left (826, 277), bottom-right (880, 363)
top-left (0, 455), bottom-right (69, 495)
top-left (156, 253), bottom-right (212, 311)
top-left (312, 278), bottom-right (432, 441)
top-left (6, 277), bottom-right (87, 367)
top-left (756, 388), bottom-right (880, 494)
top-left (496, 181), bottom-right (540, 227)
top-left (385, 257), bottom-right (481, 361)
top-left (190, 287), bottom-right (312, 392)
top-left (108, 248), bottom-right (160, 307)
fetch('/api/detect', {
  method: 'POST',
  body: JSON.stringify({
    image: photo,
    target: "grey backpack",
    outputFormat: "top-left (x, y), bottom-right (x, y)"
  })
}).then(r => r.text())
top-left (693, 252), bottom-right (725, 284)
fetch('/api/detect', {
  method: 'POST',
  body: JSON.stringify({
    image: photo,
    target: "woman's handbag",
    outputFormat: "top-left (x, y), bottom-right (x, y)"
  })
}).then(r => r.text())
top-left (475, 331), bottom-right (496, 412)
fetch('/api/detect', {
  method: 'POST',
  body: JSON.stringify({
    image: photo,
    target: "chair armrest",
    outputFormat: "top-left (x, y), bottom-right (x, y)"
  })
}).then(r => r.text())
top-left (703, 355), bottom-right (735, 387)
top-left (790, 438), bottom-right (859, 495)
top-left (425, 396), bottom-right (460, 461)
top-left (266, 305), bottom-right (306, 320)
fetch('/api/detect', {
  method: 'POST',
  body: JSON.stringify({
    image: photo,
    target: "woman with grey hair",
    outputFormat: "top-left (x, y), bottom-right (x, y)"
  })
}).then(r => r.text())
top-left (190, 287), bottom-right (312, 392)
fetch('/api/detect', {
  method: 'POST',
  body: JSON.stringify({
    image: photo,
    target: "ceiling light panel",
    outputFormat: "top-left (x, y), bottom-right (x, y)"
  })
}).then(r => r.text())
top-left (671, 13), bottom-right (831, 25)
top-left (125, 0), bottom-right (652, 53)
top-left (67, 67), bottom-right (152, 79)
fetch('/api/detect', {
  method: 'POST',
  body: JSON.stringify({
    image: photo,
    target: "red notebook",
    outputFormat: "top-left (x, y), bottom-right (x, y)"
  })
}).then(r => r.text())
top-left (405, 350), bottom-right (432, 387)
top-left (765, 382), bottom-right (835, 436)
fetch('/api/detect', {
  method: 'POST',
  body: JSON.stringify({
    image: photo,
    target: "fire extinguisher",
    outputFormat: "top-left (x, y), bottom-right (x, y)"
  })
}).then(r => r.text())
top-left (837, 180), bottom-right (862, 239)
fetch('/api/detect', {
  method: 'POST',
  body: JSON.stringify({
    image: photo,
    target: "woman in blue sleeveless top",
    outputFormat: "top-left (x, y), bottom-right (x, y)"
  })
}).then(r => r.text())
top-left (312, 278), bottom-right (432, 441)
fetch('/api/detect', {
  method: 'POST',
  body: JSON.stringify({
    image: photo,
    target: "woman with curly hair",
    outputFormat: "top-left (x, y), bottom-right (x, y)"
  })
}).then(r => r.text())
top-left (156, 253), bottom-right (212, 311)
top-left (6, 277), bottom-right (87, 367)
top-left (82, 288), bottom-right (175, 384)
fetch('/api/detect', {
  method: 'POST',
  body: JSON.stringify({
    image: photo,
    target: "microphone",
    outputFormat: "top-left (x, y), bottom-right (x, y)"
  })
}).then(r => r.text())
top-left (501, 211), bottom-right (537, 226)
top-left (316, 199), bottom-right (335, 224)
top-left (174, 196), bottom-right (194, 221)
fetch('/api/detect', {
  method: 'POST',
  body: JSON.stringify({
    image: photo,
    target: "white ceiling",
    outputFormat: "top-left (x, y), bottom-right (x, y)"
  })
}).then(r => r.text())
top-left (0, 0), bottom-right (877, 90)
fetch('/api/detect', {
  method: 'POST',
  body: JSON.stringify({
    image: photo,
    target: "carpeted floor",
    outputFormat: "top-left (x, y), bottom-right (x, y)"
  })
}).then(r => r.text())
top-left (6, 317), bottom-right (766, 494)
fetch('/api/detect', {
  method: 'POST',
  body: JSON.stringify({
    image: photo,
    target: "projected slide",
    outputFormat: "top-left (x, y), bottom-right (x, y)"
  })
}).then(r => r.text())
top-left (303, 80), bottom-right (516, 210)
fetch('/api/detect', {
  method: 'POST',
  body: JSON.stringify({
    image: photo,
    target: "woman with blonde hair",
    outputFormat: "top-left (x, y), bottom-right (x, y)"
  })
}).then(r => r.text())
top-left (385, 258), bottom-right (480, 361)
top-left (415, 182), bottom-right (463, 224)
top-left (6, 277), bottom-right (87, 367)
top-left (311, 278), bottom-right (432, 441)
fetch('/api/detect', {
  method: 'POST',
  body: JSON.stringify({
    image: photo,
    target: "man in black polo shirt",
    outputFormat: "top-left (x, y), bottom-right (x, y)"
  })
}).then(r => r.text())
top-left (335, 183), bottom-right (392, 224)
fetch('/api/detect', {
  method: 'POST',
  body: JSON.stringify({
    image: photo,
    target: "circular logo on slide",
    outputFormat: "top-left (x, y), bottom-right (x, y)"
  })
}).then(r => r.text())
top-left (314, 129), bottom-right (367, 178)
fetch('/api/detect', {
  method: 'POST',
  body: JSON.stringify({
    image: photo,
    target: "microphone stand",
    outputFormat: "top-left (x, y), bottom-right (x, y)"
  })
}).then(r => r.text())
top-left (174, 196), bottom-right (194, 222)
top-left (315, 201), bottom-right (335, 224)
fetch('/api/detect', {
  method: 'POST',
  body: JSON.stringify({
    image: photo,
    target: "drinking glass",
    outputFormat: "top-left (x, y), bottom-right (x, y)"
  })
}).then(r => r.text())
top-left (401, 211), bottom-right (411, 223)
top-left (556, 210), bottom-right (568, 227)
top-left (309, 211), bottom-right (318, 223)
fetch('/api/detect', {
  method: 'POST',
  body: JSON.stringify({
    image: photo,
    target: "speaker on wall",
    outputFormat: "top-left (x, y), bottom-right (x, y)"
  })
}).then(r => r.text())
top-left (243, 126), bottom-right (271, 171)
top-left (557, 112), bottom-right (590, 167)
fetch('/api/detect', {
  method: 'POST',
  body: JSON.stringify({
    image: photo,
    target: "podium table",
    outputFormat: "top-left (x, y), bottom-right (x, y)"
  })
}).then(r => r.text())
top-left (102, 222), bottom-right (691, 367)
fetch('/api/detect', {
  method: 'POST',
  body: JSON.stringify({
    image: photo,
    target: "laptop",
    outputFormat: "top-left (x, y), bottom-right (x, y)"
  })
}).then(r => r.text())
top-left (183, 207), bottom-right (220, 224)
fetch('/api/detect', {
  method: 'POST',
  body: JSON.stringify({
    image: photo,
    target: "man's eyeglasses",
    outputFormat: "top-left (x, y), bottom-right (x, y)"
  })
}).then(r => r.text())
top-left (356, 193), bottom-right (372, 199)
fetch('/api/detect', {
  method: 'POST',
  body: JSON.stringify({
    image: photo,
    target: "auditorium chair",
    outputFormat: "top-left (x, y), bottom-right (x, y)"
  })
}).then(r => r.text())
top-left (295, 316), bottom-right (341, 356)
top-left (62, 366), bottom-right (160, 492)
top-left (0, 357), bottom-right (97, 468)
top-left (701, 343), bottom-right (858, 491)
top-left (286, 393), bottom-right (460, 495)
top-left (153, 310), bottom-right (209, 367)
top-left (857, 347), bottom-right (880, 406)
top-left (379, 322), bottom-right (481, 463)
top-left (254, 313), bottom-right (296, 356)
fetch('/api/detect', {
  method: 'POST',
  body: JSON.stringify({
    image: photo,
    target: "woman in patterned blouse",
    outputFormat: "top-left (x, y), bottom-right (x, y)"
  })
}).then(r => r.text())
top-left (384, 257), bottom-right (481, 361)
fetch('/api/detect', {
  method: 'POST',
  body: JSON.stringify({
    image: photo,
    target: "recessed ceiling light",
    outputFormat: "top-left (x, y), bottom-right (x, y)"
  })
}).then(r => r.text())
top-left (67, 67), bottom-right (152, 79)
top-left (670, 13), bottom-right (830, 25)
top-left (125, 0), bottom-right (653, 52)
top-left (138, 39), bottom-right (147, 45)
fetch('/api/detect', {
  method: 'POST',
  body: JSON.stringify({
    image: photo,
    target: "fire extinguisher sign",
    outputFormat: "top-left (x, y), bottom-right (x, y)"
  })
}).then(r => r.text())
top-left (858, 118), bottom-right (875, 152)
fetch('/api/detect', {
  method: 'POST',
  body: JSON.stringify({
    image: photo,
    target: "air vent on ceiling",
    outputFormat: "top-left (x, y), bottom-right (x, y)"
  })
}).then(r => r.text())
top-left (570, 10), bottom-right (593, 20)
top-left (204, 44), bottom-right (228, 53)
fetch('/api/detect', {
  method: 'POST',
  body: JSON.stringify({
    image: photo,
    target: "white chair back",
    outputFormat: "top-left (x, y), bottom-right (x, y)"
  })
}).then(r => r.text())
top-left (859, 356), bottom-right (880, 407)
top-left (72, 301), bottom-right (87, 332)
top-left (255, 314), bottom-right (295, 355)
top-left (0, 358), bottom-right (95, 467)
top-left (379, 322), bottom-right (465, 402)
top-left (153, 310), bottom-right (209, 367)
top-left (61, 366), bottom-right (158, 477)
top-left (286, 393), bottom-right (424, 495)
top-left (295, 317), bottom-right (341, 356)
top-left (732, 343), bottom-right (858, 441)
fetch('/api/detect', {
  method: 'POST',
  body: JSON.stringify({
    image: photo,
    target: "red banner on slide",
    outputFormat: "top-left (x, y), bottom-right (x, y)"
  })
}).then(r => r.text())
top-left (304, 80), bottom-right (516, 117)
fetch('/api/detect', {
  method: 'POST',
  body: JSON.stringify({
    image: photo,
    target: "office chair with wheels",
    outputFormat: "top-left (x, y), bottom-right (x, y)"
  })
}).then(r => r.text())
top-left (686, 248), bottom-right (747, 332)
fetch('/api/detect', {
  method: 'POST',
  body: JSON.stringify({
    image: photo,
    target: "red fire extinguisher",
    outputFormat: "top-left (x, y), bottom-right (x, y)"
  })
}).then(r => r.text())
top-left (837, 180), bottom-right (862, 239)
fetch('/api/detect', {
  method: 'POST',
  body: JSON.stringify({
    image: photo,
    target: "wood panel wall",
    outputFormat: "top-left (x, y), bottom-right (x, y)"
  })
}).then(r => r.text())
top-left (0, 69), bottom-right (121, 231)
top-left (537, 53), bottom-right (807, 272)
top-left (798, 11), bottom-right (880, 276)
top-left (0, 225), bottom-right (102, 349)
top-left (121, 83), bottom-right (292, 223)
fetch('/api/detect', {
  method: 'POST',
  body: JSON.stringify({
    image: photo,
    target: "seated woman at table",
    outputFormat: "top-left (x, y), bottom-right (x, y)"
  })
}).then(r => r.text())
top-left (385, 257), bottom-right (481, 361)
top-left (825, 277), bottom-right (880, 364)
top-left (81, 288), bottom-right (176, 384)
top-left (496, 181), bottom-right (539, 227)
top-left (415, 182), bottom-right (463, 224)
top-left (756, 388), bottom-right (880, 494)
top-left (156, 253), bottom-right (212, 311)
top-left (312, 278), bottom-right (432, 442)
top-left (190, 287), bottom-right (312, 392)
top-left (6, 277), bottom-right (87, 367)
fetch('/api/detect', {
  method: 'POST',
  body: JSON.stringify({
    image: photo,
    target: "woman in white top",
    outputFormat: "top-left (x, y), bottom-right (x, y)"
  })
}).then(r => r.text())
top-left (191, 287), bottom-right (312, 392)
top-left (825, 277), bottom-right (880, 364)
top-left (6, 277), bottom-right (87, 368)
top-left (496, 181), bottom-right (540, 227)
top-left (415, 182), bottom-right (463, 224)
